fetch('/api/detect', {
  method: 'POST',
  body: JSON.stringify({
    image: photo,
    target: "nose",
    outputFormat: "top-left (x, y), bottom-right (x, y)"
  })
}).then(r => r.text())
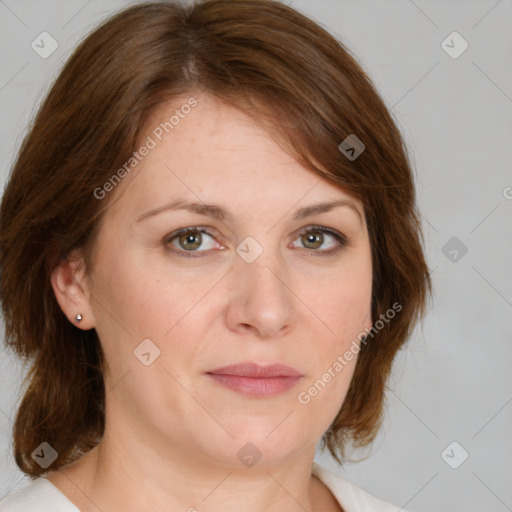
top-left (224, 244), bottom-right (297, 339)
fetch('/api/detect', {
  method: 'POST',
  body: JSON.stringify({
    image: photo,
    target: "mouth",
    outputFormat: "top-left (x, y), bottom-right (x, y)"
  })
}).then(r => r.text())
top-left (206, 362), bottom-right (303, 398)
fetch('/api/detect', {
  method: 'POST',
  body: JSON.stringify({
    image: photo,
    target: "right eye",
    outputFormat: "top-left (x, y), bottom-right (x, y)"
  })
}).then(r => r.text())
top-left (164, 227), bottom-right (224, 258)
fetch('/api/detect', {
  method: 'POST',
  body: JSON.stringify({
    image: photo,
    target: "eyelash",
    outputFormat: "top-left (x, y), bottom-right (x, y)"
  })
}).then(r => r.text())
top-left (164, 225), bottom-right (351, 259)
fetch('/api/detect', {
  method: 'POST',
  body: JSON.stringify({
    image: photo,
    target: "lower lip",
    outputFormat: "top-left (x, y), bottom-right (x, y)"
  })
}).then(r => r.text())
top-left (207, 374), bottom-right (302, 397)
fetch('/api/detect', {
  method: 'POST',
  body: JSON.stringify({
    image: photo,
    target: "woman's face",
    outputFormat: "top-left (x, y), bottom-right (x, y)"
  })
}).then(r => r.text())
top-left (83, 92), bottom-right (373, 468)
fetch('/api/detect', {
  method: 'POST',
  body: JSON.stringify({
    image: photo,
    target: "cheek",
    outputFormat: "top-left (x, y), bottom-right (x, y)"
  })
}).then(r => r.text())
top-left (90, 242), bottom-right (178, 334)
top-left (295, 346), bottom-right (359, 441)
top-left (296, 251), bottom-right (372, 413)
top-left (89, 242), bottom-right (217, 374)
top-left (309, 260), bottom-right (373, 341)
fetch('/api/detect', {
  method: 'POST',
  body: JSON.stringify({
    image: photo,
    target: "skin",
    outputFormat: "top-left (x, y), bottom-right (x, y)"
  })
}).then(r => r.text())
top-left (49, 92), bottom-right (373, 512)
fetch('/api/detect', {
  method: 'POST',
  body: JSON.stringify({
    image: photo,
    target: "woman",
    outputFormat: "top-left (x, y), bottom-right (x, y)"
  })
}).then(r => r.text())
top-left (0, 1), bottom-right (431, 511)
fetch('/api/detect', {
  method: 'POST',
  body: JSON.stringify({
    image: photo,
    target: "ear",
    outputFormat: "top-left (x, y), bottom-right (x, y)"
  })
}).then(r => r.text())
top-left (50, 249), bottom-right (96, 330)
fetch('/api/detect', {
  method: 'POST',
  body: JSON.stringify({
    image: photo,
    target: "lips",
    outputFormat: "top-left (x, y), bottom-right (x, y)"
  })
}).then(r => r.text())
top-left (207, 362), bottom-right (302, 378)
top-left (206, 362), bottom-right (303, 398)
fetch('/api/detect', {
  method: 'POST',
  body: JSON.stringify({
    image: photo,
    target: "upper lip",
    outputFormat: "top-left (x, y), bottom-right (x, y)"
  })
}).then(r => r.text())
top-left (207, 362), bottom-right (303, 378)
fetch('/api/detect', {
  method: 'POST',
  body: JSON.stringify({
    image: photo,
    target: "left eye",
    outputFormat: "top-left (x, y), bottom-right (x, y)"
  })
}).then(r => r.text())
top-left (290, 227), bottom-right (346, 255)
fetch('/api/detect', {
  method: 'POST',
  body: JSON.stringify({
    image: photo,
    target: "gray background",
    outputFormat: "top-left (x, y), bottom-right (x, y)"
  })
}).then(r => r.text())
top-left (1, 1), bottom-right (511, 511)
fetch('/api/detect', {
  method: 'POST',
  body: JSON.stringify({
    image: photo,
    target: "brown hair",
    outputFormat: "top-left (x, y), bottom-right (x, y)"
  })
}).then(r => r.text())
top-left (0, 0), bottom-right (431, 476)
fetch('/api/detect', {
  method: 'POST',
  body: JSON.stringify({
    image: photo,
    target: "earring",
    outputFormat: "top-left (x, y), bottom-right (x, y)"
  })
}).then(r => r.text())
top-left (75, 313), bottom-right (83, 323)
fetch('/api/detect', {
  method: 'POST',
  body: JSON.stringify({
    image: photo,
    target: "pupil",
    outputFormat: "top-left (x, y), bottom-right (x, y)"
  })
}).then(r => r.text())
top-left (180, 231), bottom-right (201, 250)
top-left (304, 231), bottom-right (322, 249)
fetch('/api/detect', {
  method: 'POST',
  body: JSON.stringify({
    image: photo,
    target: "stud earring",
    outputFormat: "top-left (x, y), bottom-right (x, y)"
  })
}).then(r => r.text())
top-left (75, 313), bottom-right (83, 323)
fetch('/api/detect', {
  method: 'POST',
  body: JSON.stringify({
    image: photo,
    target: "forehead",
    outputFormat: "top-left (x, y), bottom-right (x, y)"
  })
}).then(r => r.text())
top-left (103, 92), bottom-right (362, 222)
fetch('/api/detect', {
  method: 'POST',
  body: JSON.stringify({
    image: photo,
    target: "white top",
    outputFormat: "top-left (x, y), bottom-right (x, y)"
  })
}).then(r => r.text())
top-left (0, 462), bottom-right (406, 511)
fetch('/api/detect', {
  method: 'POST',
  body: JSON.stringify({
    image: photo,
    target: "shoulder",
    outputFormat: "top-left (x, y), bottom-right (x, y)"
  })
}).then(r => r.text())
top-left (312, 462), bottom-right (407, 512)
top-left (0, 478), bottom-right (79, 512)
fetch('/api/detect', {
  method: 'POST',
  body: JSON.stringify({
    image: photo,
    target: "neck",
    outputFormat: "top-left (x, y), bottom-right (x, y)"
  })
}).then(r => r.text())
top-left (49, 421), bottom-right (331, 512)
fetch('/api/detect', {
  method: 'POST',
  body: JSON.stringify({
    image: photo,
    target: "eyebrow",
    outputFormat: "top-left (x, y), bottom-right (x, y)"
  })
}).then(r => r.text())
top-left (136, 198), bottom-right (364, 225)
